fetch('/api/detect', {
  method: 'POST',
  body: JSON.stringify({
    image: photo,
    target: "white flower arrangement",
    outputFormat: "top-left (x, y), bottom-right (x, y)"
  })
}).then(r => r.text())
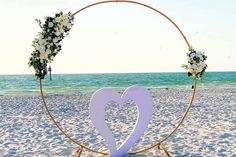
top-left (28, 12), bottom-right (74, 79)
top-left (182, 47), bottom-right (207, 79)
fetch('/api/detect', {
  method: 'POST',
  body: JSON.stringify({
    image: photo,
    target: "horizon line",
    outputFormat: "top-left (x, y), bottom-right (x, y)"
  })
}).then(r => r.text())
top-left (0, 70), bottom-right (235, 75)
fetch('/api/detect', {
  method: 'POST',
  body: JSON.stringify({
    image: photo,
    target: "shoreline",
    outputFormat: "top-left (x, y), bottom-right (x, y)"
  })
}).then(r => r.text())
top-left (1, 84), bottom-right (236, 96)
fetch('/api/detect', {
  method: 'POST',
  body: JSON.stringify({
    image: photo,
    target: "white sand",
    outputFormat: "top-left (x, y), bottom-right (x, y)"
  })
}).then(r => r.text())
top-left (0, 86), bottom-right (235, 156)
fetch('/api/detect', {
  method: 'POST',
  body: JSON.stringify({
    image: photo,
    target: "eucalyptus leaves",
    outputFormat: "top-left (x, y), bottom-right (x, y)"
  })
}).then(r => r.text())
top-left (28, 12), bottom-right (74, 79)
top-left (182, 47), bottom-right (207, 79)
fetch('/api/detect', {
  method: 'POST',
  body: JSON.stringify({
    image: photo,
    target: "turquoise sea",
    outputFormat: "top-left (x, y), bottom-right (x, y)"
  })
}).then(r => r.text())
top-left (0, 72), bottom-right (236, 95)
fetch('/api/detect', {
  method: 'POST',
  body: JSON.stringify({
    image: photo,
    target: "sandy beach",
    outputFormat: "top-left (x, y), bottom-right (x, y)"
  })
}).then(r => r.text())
top-left (0, 86), bottom-right (235, 156)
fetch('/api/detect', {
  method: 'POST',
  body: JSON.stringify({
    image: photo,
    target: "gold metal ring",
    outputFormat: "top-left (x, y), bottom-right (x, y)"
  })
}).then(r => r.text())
top-left (39, 0), bottom-right (197, 156)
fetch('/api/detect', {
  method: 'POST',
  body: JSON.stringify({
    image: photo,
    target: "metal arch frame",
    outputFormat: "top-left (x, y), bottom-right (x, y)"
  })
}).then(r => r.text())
top-left (39, 0), bottom-right (197, 156)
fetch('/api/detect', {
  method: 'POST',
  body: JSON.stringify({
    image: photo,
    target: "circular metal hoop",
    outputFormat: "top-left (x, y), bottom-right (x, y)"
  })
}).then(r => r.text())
top-left (39, 0), bottom-right (197, 156)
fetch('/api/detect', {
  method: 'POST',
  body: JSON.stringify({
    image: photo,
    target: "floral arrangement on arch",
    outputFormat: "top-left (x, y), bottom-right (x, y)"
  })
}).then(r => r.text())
top-left (182, 47), bottom-right (207, 79)
top-left (28, 12), bottom-right (74, 79)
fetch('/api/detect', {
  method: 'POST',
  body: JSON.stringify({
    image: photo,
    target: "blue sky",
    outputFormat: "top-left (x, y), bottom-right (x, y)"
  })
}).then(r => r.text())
top-left (0, 0), bottom-right (235, 74)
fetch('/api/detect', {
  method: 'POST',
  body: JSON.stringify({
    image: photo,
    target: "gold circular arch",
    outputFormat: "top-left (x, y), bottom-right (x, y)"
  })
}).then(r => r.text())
top-left (39, 0), bottom-right (197, 156)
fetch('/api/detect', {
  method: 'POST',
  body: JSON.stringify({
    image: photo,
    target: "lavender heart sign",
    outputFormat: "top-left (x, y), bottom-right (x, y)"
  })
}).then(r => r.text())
top-left (89, 86), bottom-right (153, 157)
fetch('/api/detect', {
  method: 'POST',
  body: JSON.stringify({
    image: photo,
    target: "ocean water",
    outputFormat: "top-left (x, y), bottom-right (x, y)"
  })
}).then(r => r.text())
top-left (0, 72), bottom-right (235, 95)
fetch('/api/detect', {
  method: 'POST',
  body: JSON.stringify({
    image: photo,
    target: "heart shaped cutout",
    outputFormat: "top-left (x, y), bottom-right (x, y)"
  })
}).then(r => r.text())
top-left (105, 99), bottom-right (138, 147)
top-left (89, 86), bottom-right (153, 157)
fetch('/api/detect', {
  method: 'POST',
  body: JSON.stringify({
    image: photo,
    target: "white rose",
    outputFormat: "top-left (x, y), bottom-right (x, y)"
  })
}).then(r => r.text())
top-left (55, 17), bottom-right (61, 23)
top-left (58, 25), bottom-right (64, 33)
top-left (62, 19), bottom-right (69, 26)
top-left (188, 63), bottom-right (192, 69)
top-left (40, 52), bottom-right (48, 60)
top-left (199, 62), bottom-right (207, 69)
top-left (40, 50), bottom-right (46, 54)
top-left (55, 31), bottom-right (61, 36)
top-left (188, 58), bottom-right (192, 63)
top-left (33, 43), bottom-right (39, 49)
top-left (60, 14), bottom-right (68, 21)
top-left (37, 34), bottom-right (44, 40)
top-left (53, 38), bottom-right (58, 43)
top-left (189, 68), bottom-right (194, 73)
top-left (66, 23), bottom-right (72, 29)
top-left (38, 39), bottom-right (46, 45)
top-left (54, 27), bottom-right (58, 32)
top-left (48, 22), bottom-right (54, 28)
top-left (202, 62), bottom-right (206, 68)
top-left (190, 53), bottom-right (196, 59)
top-left (196, 66), bottom-right (203, 73)
top-left (35, 44), bottom-right (45, 53)
top-left (192, 73), bottom-right (196, 78)
top-left (46, 48), bottom-right (51, 54)
top-left (39, 47), bottom-right (45, 54)
top-left (191, 64), bottom-right (197, 70)
top-left (196, 53), bottom-right (202, 60)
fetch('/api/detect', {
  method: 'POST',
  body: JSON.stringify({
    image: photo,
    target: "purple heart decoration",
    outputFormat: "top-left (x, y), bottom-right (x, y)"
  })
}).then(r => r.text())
top-left (89, 86), bottom-right (154, 157)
